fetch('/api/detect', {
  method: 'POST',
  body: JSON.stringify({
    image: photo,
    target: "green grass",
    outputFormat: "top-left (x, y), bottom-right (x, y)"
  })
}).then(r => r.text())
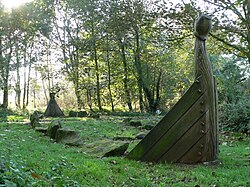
top-left (0, 116), bottom-right (249, 187)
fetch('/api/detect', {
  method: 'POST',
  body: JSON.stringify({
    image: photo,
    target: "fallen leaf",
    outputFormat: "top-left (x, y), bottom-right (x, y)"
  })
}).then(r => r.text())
top-left (31, 172), bottom-right (43, 180)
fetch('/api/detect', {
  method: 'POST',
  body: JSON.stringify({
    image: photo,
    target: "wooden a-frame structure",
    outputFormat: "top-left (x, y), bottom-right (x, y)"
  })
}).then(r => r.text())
top-left (44, 93), bottom-right (64, 117)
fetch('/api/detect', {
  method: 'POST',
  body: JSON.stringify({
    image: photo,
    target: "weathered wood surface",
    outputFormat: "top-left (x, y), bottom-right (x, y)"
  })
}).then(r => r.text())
top-left (127, 15), bottom-right (218, 164)
top-left (159, 111), bottom-right (209, 163)
top-left (142, 92), bottom-right (209, 162)
top-left (44, 93), bottom-right (64, 117)
top-left (127, 78), bottom-right (207, 162)
top-left (194, 15), bottom-right (218, 161)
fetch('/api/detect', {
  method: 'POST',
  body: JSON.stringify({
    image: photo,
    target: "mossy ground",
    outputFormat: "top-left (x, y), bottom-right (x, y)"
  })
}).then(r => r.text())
top-left (0, 114), bottom-right (249, 186)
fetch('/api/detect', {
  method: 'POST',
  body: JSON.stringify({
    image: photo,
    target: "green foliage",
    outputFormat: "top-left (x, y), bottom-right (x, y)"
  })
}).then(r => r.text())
top-left (213, 56), bottom-right (250, 133)
top-left (221, 102), bottom-right (250, 133)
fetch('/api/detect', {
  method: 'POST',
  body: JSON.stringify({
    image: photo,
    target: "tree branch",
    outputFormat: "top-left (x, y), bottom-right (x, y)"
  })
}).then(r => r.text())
top-left (209, 32), bottom-right (247, 56)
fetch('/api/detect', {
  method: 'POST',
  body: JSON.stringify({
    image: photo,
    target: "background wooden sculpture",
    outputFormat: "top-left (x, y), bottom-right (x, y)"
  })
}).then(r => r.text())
top-left (44, 93), bottom-right (64, 117)
top-left (127, 15), bottom-right (219, 164)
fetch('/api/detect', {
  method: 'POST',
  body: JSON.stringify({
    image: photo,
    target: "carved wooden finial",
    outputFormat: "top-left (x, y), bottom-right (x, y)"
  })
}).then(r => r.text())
top-left (194, 15), bottom-right (212, 41)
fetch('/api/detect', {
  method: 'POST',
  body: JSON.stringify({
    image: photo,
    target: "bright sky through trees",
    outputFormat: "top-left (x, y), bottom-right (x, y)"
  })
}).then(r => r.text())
top-left (2, 0), bottom-right (33, 9)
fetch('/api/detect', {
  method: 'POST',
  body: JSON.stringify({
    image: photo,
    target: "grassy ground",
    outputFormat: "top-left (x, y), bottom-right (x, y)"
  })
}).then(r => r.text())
top-left (0, 115), bottom-right (249, 187)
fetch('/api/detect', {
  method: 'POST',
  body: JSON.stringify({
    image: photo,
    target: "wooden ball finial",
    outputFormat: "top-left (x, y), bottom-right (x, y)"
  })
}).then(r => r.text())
top-left (194, 15), bottom-right (212, 41)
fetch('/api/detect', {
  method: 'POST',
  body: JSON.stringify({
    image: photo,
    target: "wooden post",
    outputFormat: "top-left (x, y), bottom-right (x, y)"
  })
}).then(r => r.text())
top-left (194, 15), bottom-right (219, 161)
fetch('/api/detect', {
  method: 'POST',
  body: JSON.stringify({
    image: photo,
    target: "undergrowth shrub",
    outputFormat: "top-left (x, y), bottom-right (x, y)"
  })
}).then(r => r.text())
top-left (220, 101), bottom-right (250, 134)
top-left (214, 56), bottom-right (250, 134)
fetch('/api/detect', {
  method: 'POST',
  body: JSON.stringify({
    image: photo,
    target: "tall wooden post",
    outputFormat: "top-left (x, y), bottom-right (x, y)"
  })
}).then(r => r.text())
top-left (127, 15), bottom-right (219, 164)
top-left (194, 15), bottom-right (219, 161)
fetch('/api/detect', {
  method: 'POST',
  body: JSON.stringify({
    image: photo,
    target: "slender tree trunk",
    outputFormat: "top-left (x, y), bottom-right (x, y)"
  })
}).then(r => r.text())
top-left (33, 71), bottom-right (38, 109)
top-left (247, 27), bottom-right (250, 64)
top-left (42, 78), bottom-right (48, 103)
top-left (2, 38), bottom-right (13, 109)
top-left (133, 27), bottom-right (155, 112)
top-left (87, 87), bottom-right (93, 111)
top-left (22, 67), bottom-right (27, 110)
top-left (87, 67), bottom-right (93, 111)
top-left (46, 44), bottom-right (51, 92)
top-left (92, 23), bottom-right (102, 110)
top-left (2, 75), bottom-right (9, 109)
top-left (15, 44), bottom-right (21, 109)
top-left (74, 45), bottom-right (82, 110)
top-left (74, 77), bottom-right (82, 110)
top-left (71, 44), bottom-right (83, 110)
top-left (33, 89), bottom-right (36, 109)
top-left (245, 0), bottom-right (250, 64)
top-left (120, 40), bottom-right (133, 111)
top-left (26, 56), bottom-right (32, 107)
top-left (0, 37), bottom-right (3, 107)
top-left (2, 63), bottom-right (10, 109)
top-left (153, 70), bottom-right (162, 112)
top-left (106, 35), bottom-right (114, 111)
top-left (138, 81), bottom-right (144, 112)
top-left (0, 37), bottom-right (2, 79)
top-left (94, 45), bottom-right (102, 110)
top-left (22, 47), bottom-right (27, 110)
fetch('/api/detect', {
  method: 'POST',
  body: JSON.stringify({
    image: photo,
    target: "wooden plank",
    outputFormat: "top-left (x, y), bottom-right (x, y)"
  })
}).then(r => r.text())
top-left (127, 76), bottom-right (206, 160)
top-left (213, 76), bottom-right (219, 158)
top-left (177, 131), bottom-right (207, 163)
top-left (158, 111), bottom-right (209, 163)
top-left (141, 93), bottom-right (208, 162)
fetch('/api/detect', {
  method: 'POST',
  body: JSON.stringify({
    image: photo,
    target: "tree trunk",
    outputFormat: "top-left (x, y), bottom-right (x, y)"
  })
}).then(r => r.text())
top-left (106, 35), bottom-right (114, 111)
top-left (22, 47), bottom-right (27, 110)
top-left (74, 46), bottom-right (82, 110)
top-left (0, 37), bottom-right (2, 82)
top-left (0, 37), bottom-right (3, 107)
top-left (87, 87), bottom-right (93, 111)
top-left (33, 71), bottom-right (37, 109)
top-left (15, 44), bottom-right (21, 109)
top-left (94, 45), bottom-right (102, 110)
top-left (138, 81), bottom-right (144, 112)
top-left (133, 27), bottom-right (155, 112)
top-left (119, 40), bottom-right (133, 111)
top-left (33, 89), bottom-right (36, 109)
top-left (46, 43), bottom-right (51, 92)
top-left (2, 76), bottom-right (9, 109)
top-left (2, 39), bottom-right (12, 109)
top-left (75, 86), bottom-right (82, 110)
top-left (42, 78), bottom-right (48, 103)
top-left (153, 70), bottom-right (162, 112)
top-left (245, 0), bottom-right (250, 64)
top-left (92, 23), bottom-right (102, 110)
top-left (87, 68), bottom-right (93, 111)
top-left (26, 55), bottom-right (32, 107)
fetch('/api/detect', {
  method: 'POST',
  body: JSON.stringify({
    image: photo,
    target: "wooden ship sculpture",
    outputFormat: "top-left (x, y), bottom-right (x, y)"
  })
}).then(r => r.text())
top-left (127, 15), bottom-right (219, 164)
top-left (44, 93), bottom-right (64, 117)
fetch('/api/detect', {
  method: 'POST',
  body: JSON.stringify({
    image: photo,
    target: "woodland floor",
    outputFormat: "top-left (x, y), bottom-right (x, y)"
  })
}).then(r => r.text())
top-left (0, 114), bottom-right (249, 186)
